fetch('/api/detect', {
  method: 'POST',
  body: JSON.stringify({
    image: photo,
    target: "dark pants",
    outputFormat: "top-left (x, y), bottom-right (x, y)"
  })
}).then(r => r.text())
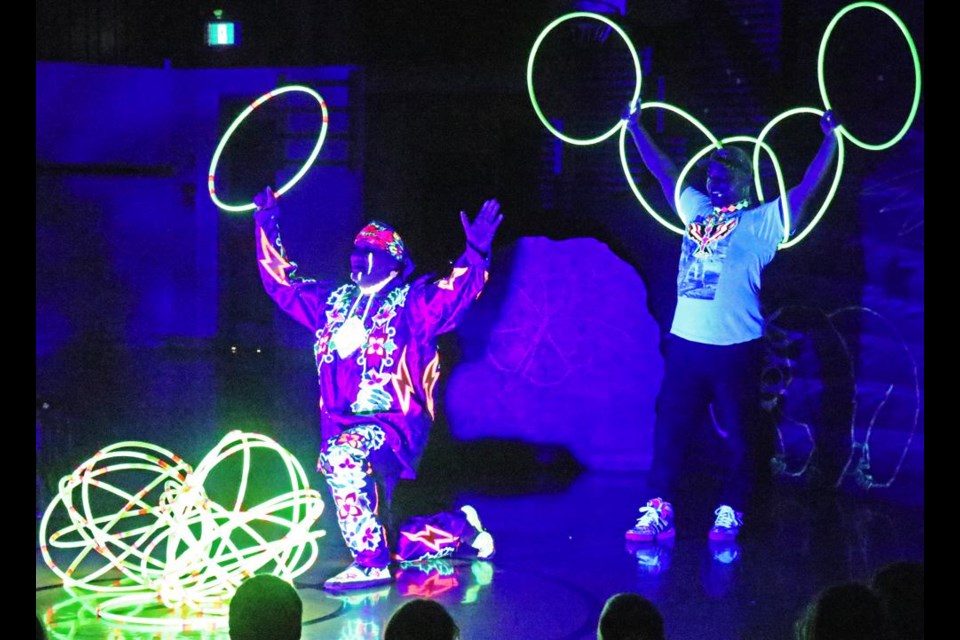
top-left (649, 335), bottom-right (772, 511)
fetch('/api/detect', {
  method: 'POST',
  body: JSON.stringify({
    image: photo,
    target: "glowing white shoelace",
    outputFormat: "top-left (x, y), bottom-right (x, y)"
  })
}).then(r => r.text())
top-left (713, 505), bottom-right (742, 528)
top-left (635, 505), bottom-right (665, 528)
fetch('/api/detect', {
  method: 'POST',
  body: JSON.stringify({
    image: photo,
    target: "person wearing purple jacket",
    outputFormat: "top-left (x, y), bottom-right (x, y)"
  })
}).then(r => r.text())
top-left (253, 187), bottom-right (502, 590)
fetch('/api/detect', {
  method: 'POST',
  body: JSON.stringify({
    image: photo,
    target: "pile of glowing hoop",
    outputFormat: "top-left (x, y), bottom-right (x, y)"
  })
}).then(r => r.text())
top-left (38, 430), bottom-right (325, 628)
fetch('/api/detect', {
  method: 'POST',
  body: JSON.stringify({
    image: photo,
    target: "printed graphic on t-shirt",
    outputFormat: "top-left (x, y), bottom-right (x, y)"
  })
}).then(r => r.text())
top-left (677, 212), bottom-right (740, 300)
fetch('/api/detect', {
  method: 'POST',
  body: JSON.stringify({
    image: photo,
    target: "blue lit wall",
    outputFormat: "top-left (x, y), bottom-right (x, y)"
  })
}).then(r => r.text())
top-left (36, 53), bottom-right (923, 498)
top-left (36, 62), bottom-right (363, 354)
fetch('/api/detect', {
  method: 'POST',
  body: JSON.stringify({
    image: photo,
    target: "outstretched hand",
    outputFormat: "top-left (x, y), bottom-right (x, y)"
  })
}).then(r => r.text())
top-left (622, 97), bottom-right (642, 130)
top-left (460, 199), bottom-right (503, 256)
top-left (253, 186), bottom-right (277, 210)
top-left (820, 110), bottom-right (839, 136)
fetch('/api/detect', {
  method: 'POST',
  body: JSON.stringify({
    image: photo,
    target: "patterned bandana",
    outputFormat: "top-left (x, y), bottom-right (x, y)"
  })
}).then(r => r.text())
top-left (354, 221), bottom-right (406, 260)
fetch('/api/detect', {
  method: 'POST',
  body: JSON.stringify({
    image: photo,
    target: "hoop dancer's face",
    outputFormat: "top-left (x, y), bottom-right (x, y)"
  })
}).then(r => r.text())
top-left (350, 246), bottom-right (400, 286)
top-left (705, 163), bottom-right (751, 208)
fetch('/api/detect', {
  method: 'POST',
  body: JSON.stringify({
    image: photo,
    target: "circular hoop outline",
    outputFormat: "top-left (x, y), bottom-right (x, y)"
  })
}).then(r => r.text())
top-left (754, 107), bottom-right (846, 248)
top-left (619, 101), bottom-right (719, 235)
top-left (528, 12), bottom-right (642, 146)
top-left (818, 1), bottom-right (921, 151)
top-left (674, 136), bottom-right (777, 231)
top-left (208, 85), bottom-right (329, 213)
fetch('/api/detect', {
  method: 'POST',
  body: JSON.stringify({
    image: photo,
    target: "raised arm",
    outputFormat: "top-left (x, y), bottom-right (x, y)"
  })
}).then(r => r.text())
top-left (252, 186), bottom-right (331, 330)
top-left (460, 198), bottom-right (504, 262)
top-left (623, 99), bottom-right (681, 214)
top-left (785, 110), bottom-right (840, 235)
top-left (409, 199), bottom-right (503, 338)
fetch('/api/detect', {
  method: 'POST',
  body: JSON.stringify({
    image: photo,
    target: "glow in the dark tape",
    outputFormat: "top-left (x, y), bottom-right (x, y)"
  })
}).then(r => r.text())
top-left (763, 304), bottom-right (920, 489)
top-left (528, 12), bottom-right (642, 146)
top-left (818, 2), bottom-right (921, 151)
top-left (618, 101), bottom-right (720, 235)
top-left (831, 306), bottom-right (920, 490)
top-left (208, 85), bottom-right (329, 213)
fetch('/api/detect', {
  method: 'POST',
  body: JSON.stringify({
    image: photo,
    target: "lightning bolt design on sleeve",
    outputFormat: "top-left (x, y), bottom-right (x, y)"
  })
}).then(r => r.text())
top-left (423, 353), bottom-right (441, 419)
top-left (259, 228), bottom-right (293, 286)
top-left (437, 267), bottom-right (469, 291)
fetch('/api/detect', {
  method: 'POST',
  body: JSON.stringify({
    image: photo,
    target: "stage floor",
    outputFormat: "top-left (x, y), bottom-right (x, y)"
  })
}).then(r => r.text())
top-left (36, 470), bottom-right (923, 640)
top-left (35, 343), bottom-right (923, 638)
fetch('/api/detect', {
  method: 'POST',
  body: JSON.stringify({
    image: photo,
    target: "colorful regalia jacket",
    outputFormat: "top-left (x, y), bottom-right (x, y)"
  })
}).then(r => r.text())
top-left (254, 205), bottom-right (489, 478)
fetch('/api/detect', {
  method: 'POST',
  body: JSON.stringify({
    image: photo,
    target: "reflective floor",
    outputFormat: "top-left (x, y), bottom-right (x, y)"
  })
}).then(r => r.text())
top-left (35, 345), bottom-right (924, 639)
top-left (35, 473), bottom-right (924, 640)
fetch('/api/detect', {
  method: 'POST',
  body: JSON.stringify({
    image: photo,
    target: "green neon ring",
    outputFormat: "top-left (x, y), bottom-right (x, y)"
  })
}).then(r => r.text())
top-left (680, 132), bottom-right (843, 250)
top-left (527, 12), bottom-right (642, 146)
top-left (619, 101), bottom-right (721, 235)
top-left (818, 1), bottom-right (921, 151)
top-left (674, 136), bottom-right (768, 228)
top-left (208, 85), bottom-right (329, 213)
top-left (38, 431), bottom-right (326, 625)
top-left (755, 107), bottom-right (846, 248)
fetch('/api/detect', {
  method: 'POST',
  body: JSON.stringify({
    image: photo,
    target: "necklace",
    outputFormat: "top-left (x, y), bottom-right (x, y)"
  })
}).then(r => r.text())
top-left (713, 199), bottom-right (750, 214)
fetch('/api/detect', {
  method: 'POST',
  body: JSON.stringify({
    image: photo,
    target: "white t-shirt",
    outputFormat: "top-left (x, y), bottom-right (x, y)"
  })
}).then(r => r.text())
top-left (670, 186), bottom-right (784, 345)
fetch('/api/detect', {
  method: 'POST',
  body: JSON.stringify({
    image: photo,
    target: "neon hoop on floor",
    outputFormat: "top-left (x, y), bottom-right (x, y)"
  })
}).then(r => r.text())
top-left (818, 2), bottom-right (921, 151)
top-left (37, 431), bottom-right (326, 627)
top-left (527, 12), bottom-right (642, 146)
top-left (754, 108), bottom-right (846, 248)
top-left (619, 101), bottom-right (720, 235)
top-left (208, 85), bottom-right (329, 213)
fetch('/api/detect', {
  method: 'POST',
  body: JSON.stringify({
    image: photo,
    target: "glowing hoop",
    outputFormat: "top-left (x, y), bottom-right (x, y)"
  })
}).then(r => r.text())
top-left (818, 2), bottom-right (921, 151)
top-left (619, 101), bottom-right (720, 235)
top-left (38, 430), bottom-right (326, 627)
top-left (208, 85), bottom-right (329, 213)
top-left (527, 12), bottom-right (642, 146)
top-left (754, 108), bottom-right (846, 248)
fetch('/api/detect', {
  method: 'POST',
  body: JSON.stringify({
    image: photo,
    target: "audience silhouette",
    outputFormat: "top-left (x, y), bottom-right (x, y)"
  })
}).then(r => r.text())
top-left (871, 560), bottom-right (924, 640)
top-left (229, 574), bottom-right (303, 640)
top-left (384, 598), bottom-right (460, 640)
top-left (597, 592), bottom-right (665, 640)
top-left (794, 580), bottom-right (888, 640)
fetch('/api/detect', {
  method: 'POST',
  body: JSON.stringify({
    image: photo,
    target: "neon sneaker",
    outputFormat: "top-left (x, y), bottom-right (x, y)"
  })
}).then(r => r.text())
top-left (708, 504), bottom-right (744, 541)
top-left (461, 505), bottom-right (495, 559)
top-left (625, 498), bottom-right (675, 542)
top-left (322, 562), bottom-right (393, 591)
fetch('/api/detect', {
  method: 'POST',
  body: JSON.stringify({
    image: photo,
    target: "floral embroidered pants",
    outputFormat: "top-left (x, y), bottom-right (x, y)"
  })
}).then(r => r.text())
top-left (318, 424), bottom-right (472, 568)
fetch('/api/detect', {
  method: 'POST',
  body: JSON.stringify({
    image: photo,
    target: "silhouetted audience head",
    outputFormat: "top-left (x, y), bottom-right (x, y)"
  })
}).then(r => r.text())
top-left (229, 574), bottom-right (302, 640)
top-left (384, 598), bottom-right (459, 640)
top-left (871, 560), bottom-right (924, 640)
top-left (597, 592), bottom-right (665, 640)
top-left (794, 581), bottom-right (888, 640)
top-left (36, 614), bottom-right (46, 640)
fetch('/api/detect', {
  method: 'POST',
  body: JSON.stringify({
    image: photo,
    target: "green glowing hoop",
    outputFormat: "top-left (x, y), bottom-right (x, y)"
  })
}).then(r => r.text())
top-left (818, 1), bottom-right (921, 151)
top-left (755, 108), bottom-right (846, 249)
top-left (527, 12), bottom-right (642, 146)
top-left (37, 431), bottom-right (326, 626)
top-left (619, 101), bottom-right (720, 235)
top-left (675, 137), bottom-right (763, 228)
top-left (208, 85), bottom-right (329, 213)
